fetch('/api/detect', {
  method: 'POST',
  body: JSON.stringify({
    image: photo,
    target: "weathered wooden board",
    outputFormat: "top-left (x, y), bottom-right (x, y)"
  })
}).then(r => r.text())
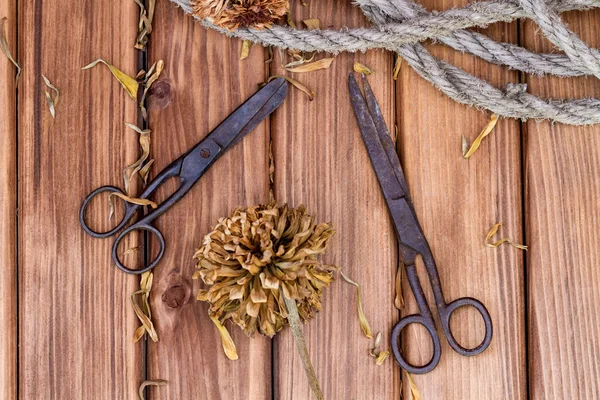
top-left (147, 2), bottom-right (271, 398)
top-left (271, 3), bottom-right (400, 399)
top-left (523, 11), bottom-right (600, 399)
top-left (397, 0), bottom-right (527, 397)
top-left (0, 1), bottom-right (17, 398)
top-left (18, 0), bottom-right (143, 397)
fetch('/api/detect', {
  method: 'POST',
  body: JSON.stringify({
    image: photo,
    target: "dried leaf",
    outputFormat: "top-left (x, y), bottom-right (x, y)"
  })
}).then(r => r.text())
top-left (283, 295), bottom-right (324, 400)
top-left (0, 17), bottom-right (21, 83)
top-left (134, 0), bottom-right (156, 50)
top-left (285, 57), bottom-right (334, 73)
top-left (393, 55), bottom-right (403, 80)
top-left (406, 372), bottom-right (422, 400)
top-left (42, 75), bottom-right (59, 119)
top-left (240, 40), bottom-right (251, 60)
top-left (138, 379), bottom-right (167, 400)
top-left (139, 59), bottom-right (164, 119)
top-left (485, 222), bottom-right (527, 250)
top-left (267, 75), bottom-right (315, 101)
top-left (353, 62), bottom-right (373, 75)
top-left (394, 262), bottom-right (404, 309)
top-left (340, 271), bottom-right (373, 338)
top-left (123, 123), bottom-right (152, 194)
top-left (210, 315), bottom-right (239, 360)
top-left (131, 272), bottom-right (159, 342)
top-left (302, 18), bottom-right (320, 30)
top-left (375, 350), bottom-right (390, 365)
top-left (286, 12), bottom-right (296, 28)
top-left (463, 114), bottom-right (499, 159)
top-left (461, 135), bottom-right (468, 157)
top-left (82, 59), bottom-right (139, 99)
top-left (109, 192), bottom-right (157, 220)
top-left (139, 159), bottom-right (155, 185)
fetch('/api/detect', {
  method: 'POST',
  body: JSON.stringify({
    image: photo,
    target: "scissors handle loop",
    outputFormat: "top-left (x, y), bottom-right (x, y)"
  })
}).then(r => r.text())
top-left (112, 223), bottom-right (165, 275)
top-left (439, 297), bottom-right (493, 356)
top-left (79, 186), bottom-right (139, 238)
top-left (391, 313), bottom-right (442, 374)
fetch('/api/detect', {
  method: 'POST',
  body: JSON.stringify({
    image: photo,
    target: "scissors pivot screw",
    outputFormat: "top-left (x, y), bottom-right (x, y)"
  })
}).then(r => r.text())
top-left (200, 148), bottom-right (211, 158)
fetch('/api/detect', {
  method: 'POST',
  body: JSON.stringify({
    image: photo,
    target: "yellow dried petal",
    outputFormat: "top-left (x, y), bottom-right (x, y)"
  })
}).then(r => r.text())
top-left (123, 123), bottom-right (152, 194)
top-left (0, 18), bottom-right (21, 83)
top-left (393, 55), bottom-right (402, 80)
top-left (353, 62), bottom-right (373, 75)
top-left (267, 75), bottom-right (315, 101)
top-left (42, 75), bottom-right (59, 119)
top-left (286, 13), bottom-right (296, 28)
top-left (302, 18), bottom-right (320, 30)
top-left (109, 192), bottom-right (157, 218)
top-left (375, 350), bottom-right (390, 365)
top-left (394, 261), bottom-right (404, 309)
top-left (285, 57), bottom-right (334, 73)
top-left (82, 59), bottom-right (139, 99)
top-left (240, 40), bottom-right (251, 60)
top-left (340, 271), bottom-right (373, 338)
top-left (463, 114), bottom-right (499, 159)
top-left (138, 379), bottom-right (167, 400)
top-left (210, 315), bottom-right (239, 360)
top-left (406, 372), bottom-right (422, 400)
top-left (485, 221), bottom-right (528, 250)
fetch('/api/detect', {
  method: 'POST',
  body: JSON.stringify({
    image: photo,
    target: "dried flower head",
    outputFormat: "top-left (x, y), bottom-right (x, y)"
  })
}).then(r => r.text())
top-left (192, 0), bottom-right (289, 30)
top-left (193, 203), bottom-right (336, 337)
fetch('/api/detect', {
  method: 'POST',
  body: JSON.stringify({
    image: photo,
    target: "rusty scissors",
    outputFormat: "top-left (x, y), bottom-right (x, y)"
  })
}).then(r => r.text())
top-left (80, 78), bottom-right (288, 275)
top-left (348, 74), bottom-right (492, 374)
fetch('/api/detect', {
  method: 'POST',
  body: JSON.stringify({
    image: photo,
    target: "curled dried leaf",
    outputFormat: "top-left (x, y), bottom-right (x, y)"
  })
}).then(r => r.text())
top-left (267, 75), bottom-right (315, 101)
top-left (340, 271), bottom-right (373, 339)
top-left (210, 315), bottom-right (239, 360)
top-left (283, 294), bottom-right (324, 400)
top-left (240, 40), bottom-right (251, 60)
top-left (285, 57), bottom-right (334, 73)
top-left (134, 0), bottom-right (156, 50)
top-left (123, 123), bottom-right (152, 193)
top-left (42, 75), bottom-right (60, 119)
top-left (406, 372), bottom-right (422, 400)
top-left (485, 222), bottom-right (527, 250)
top-left (131, 272), bottom-right (159, 342)
top-left (353, 62), bottom-right (373, 75)
top-left (109, 192), bottom-right (157, 220)
top-left (393, 55), bottom-right (403, 80)
top-left (138, 379), bottom-right (167, 400)
top-left (0, 17), bottom-right (21, 83)
top-left (82, 59), bottom-right (139, 99)
top-left (463, 114), bottom-right (499, 159)
top-left (139, 59), bottom-right (165, 119)
top-left (302, 18), bottom-right (320, 30)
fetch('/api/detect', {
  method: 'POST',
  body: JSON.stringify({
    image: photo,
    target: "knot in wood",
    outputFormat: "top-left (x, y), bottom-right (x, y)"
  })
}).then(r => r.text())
top-left (162, 283), bottom-right (190, 309)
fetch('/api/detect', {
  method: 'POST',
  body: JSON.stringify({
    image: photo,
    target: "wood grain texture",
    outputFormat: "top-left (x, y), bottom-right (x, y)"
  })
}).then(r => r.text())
top-left (397, 1), bottom-right (526, 398)
top-left (0, 0), bottom-right (17, 398)
top-left (271, 4), bottom-right (400, 399)
top-left (18, 0), bottom-right (143, 397)
top-left (523, 11), bottom-right (600, 399)
top-left (147, 2), bottom-right (271, 398)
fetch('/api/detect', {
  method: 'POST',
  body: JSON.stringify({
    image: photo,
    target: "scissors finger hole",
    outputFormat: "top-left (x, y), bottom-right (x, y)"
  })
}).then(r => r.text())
top-left (448, 305), bottom-right (487, 349)
top-left (80, 187), bottom-right (129, 235)
top-left (400, 322), bottom-right (435, 367)
top-left (113, 225), bottom-right (165, 274)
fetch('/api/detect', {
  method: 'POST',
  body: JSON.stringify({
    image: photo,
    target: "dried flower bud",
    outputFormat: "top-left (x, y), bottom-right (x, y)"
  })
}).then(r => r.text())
top-left (192, 0), bottom-right (289, 30)
top-left (194, 203), bottom-right (336, 337)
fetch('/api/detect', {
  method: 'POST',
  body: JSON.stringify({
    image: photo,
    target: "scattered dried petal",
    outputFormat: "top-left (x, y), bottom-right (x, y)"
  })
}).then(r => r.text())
top-left (267, 75), bottom-right (315, 101)
top-left (302, 18), bottom-right (320, 30)
top-left (210, 315), bottom-right (239, 360)
top-left (283, 295), bottom-right (324, 400)
top-left (109, 192), bottom-right (157, 220)
top-left (353, 62), bottom-right (373, 75)
top-left (393, 55), bottom-right (402, 80)
top-left (375, 350), bottom-right (390, 365)
top-left (485, 222), bottom-right (527, 250)
top-left (461, 135), bottom-right (468, 157)
top-left (394, 262), bottom-right (404, 309)
top-left (463, 114), bottom-right (499, 159)
top-left (131, 272), bottom-right (159, 342)
top-left (0, 17), bottom-right (21, 83)
top-left (138, 379), bottom-right (167, 400)
top-left (139, 59), bottom-right (165, 119)
top-left (123, 123), bottom-right (152, 193)
top-left (134, 0), bottom-right (156, 50)
top-left (82, 59), bottom-right (139, 99)
top-left (286, 12), bottom-right (296, 28)
top-left (285, 57), bottom-right (334, 73)
top-left (42, 75), bottom-right (60, 119)
top-left (406, 372), bottom-right (422, 400)
top-left (340, 271), bottom-right (373, 339)
top-left (240, 40), bottom-right (251, 60)
top-left (122, 246), bottom-right (141, 257)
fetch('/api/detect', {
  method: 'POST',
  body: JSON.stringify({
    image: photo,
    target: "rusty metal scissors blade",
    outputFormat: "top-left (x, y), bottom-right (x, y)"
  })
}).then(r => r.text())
top-left (348, 73), bottom-right (492, 375)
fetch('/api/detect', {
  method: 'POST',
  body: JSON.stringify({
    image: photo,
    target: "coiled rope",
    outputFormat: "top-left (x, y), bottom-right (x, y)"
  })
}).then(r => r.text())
top-left (171, 0), bottom-right (600, 125)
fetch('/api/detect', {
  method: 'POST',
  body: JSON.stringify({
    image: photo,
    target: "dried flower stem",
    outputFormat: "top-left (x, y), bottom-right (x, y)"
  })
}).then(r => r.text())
top-left (283, 295), bottom-right (324, 400)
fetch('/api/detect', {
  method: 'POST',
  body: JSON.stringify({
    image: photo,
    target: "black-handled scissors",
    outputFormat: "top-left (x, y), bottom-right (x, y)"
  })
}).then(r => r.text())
top-left (348, 74), bottom-right (492, 374)
top-left (80, 78), bottom-right (288, 275)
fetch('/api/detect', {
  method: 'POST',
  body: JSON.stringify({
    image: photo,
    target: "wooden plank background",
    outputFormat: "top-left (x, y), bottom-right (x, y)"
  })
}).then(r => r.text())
top-left (3, 0), bottom-right (600, 399)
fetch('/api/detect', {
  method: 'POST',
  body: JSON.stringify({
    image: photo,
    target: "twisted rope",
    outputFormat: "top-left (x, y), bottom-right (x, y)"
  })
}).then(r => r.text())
top-left (170, 0), bottom-right (600, 125)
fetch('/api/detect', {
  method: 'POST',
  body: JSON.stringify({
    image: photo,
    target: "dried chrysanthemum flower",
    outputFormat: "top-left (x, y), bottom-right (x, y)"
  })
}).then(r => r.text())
top-left (192, 0), bottom-right (289, 30)
top-left (193, 203), bottom-right (336, 338)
